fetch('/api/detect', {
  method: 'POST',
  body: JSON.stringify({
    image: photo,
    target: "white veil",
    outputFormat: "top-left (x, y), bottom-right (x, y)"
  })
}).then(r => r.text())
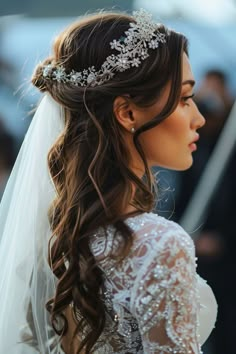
top-left (0, 94), bottom-right (65, 353)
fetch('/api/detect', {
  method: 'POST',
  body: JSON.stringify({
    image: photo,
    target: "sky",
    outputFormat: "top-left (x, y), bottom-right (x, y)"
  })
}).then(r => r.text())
top-left (134, 0), bottom-right (236, 24)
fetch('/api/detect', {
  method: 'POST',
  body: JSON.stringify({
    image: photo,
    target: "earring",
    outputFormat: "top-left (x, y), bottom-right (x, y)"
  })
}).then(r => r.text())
top-left (131, 127), bottom-right (136, 133)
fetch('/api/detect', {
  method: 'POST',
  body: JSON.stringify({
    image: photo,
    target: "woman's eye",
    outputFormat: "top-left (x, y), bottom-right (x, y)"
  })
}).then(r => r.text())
top-left (181, 93), bottom-right (195, 104)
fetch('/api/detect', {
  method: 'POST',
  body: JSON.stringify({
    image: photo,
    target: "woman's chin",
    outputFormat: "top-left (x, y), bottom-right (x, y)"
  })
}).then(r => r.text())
top-left (151, 155), bottom-right (194, 171)
top-left (166, 157), bottom-right (193, 171)
top-left (179, 157), bottom-right (194, 171)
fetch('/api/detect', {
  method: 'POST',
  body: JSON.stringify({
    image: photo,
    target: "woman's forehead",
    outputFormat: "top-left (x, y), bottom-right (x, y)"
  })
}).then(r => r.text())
top-left (182, 53), bottom-right (195, 85)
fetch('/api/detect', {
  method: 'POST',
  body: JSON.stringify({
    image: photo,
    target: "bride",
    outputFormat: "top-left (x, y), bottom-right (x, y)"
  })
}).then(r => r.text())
top-left (0, 9), bottom-right (217, 354)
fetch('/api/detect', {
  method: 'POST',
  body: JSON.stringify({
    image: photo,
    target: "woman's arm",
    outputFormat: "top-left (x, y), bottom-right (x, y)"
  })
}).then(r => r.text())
top-left (130, 222), bottom-right (202, 354)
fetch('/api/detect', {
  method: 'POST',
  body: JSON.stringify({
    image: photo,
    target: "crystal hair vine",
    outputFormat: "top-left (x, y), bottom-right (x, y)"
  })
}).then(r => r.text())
top-left (42, 9), bottom-right (166, 87)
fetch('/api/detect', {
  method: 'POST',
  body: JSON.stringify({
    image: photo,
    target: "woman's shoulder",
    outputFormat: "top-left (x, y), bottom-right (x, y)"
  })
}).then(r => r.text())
top-left (126, 212), bottom-right (195, 258)
top-left (90, 212), bottom-right (195, 262)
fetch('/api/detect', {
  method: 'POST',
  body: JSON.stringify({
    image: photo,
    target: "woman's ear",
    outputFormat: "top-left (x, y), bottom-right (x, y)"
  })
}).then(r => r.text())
top-left (113, 96), bottom-right (136, 132)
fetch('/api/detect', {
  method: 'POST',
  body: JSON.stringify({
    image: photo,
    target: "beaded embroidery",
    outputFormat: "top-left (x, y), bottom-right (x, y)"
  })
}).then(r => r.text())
top-left (88, 212), bottom-right (205, 353)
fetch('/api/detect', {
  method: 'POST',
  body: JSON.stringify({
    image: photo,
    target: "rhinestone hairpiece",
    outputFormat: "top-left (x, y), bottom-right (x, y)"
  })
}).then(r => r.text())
top-left (42, 9), bottom-right (166, 87)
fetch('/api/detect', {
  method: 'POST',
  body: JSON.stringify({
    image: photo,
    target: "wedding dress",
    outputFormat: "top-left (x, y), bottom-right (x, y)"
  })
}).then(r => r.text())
top-left (88, 212), bottom-right (218, 353)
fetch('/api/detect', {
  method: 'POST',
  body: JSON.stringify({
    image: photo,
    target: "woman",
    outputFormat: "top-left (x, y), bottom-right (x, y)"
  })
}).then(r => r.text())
top-left (0, 9), bottom-right (217, 354)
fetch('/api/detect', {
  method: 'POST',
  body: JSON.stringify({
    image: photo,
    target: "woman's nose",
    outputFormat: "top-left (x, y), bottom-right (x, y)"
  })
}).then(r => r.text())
top-left (192, 104), bottom-right (206, 130)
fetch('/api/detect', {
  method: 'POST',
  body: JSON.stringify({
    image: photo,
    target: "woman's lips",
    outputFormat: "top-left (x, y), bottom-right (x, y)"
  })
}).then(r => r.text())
top-left (189, 134), bottom-right (199, 151)
top-left (189, 142), bottom-right (197, 151)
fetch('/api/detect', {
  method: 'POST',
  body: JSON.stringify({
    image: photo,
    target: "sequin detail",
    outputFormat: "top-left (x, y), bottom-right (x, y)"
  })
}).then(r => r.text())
top-left (89, 212), bottom-right (204, 353)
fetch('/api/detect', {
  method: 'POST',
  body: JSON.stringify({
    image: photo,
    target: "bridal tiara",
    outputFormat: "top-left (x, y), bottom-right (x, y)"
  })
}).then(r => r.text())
top-left (42, 9), bottom-right (166, 87)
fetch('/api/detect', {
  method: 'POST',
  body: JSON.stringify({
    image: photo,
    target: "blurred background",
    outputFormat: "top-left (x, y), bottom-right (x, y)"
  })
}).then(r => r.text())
top-left (0, 1), bottom-right (236, 353)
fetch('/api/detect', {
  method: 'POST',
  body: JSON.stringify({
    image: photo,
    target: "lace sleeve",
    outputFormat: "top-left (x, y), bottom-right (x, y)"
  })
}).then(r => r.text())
top-left (129, 222), bottom-right (202, 354)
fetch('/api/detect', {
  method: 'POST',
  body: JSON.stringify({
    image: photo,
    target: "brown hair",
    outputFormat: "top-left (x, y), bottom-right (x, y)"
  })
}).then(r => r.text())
top-left (32, 11), bottom-right (188, 353)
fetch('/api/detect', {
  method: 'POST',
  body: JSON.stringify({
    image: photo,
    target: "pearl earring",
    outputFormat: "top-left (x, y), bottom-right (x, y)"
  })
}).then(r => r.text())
top-left (131, 127), bottom-right (136, 133)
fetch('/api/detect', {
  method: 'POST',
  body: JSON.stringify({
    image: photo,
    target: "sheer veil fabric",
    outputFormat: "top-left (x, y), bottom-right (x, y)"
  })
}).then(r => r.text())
top-left (0, 95), bottom-right (65, 353)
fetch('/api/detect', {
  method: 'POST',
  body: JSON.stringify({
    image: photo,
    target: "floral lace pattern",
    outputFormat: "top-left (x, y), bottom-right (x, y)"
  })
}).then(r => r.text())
top-left (90, 212), bottom-right (204, 354)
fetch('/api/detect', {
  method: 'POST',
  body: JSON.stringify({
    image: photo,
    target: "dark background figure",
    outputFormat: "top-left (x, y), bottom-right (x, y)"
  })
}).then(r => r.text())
top-left (173, 69), bottom-right (235, 354)
top-left (0, 119), bottom-right (16, 200)
top-left (0, 56), bottom-right (21, 200)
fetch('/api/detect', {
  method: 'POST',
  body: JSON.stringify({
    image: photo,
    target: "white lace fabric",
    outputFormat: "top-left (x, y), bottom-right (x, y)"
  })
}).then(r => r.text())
top-left (89, 212), bottom-right (216, 353)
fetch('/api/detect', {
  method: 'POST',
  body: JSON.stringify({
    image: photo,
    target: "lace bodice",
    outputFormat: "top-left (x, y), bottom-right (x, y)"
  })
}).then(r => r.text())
top-left (89, 212), bottom-right (217, 354)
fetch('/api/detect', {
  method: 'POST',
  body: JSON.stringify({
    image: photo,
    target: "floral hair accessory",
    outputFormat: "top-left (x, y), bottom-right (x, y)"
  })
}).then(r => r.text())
top-left (42, 9), bottom-right (166, 87)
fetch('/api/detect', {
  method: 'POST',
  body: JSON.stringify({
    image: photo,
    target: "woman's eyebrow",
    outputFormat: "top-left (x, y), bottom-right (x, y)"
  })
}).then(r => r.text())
top-left (182, 79), bottom-right (195, 87)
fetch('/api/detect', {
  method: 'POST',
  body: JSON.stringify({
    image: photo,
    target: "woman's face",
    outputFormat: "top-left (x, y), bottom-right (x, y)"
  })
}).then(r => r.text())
top-left (137, 53), bottom-right (206, 171)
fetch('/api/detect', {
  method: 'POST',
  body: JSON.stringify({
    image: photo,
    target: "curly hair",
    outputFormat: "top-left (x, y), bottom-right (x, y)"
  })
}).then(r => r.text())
top-left (31, 11), bottom-right (188, 353)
